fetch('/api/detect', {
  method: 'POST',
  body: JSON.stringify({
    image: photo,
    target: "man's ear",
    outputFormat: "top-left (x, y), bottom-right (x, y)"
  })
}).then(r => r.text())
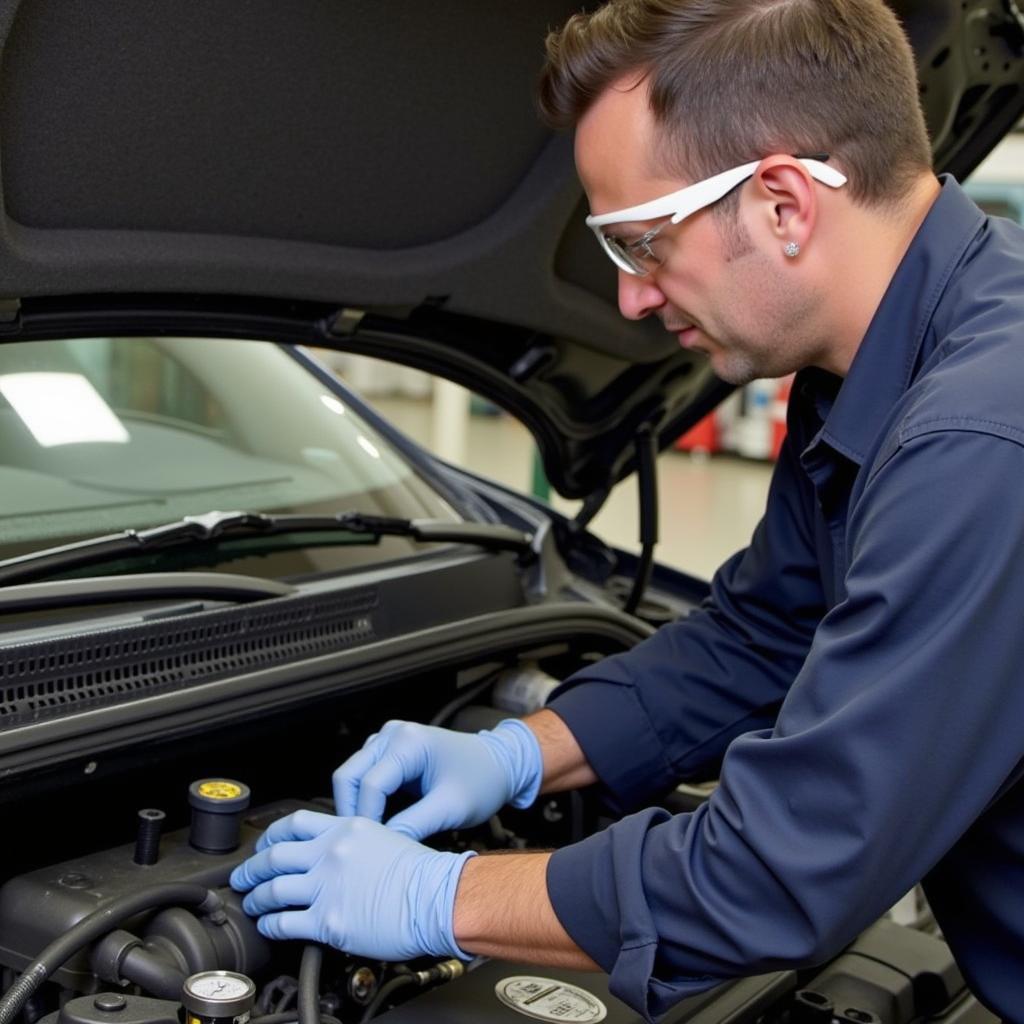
top-left (750, 157), bottom-right (818, 251)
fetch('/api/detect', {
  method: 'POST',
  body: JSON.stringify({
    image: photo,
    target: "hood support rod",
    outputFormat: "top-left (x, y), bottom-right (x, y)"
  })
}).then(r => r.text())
top-left (623, 424), bottom-right (659, 616)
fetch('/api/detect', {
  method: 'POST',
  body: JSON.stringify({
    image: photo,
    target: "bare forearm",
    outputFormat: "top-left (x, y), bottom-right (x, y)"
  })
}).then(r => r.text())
top-left (452, 851), bottom-right (599, 970)
top-left (449, 710), bottom-right (601, 966)
top-left (524, 708), bottom-right (598, 793)
top-left (450, 710), bottom-right (599, 963)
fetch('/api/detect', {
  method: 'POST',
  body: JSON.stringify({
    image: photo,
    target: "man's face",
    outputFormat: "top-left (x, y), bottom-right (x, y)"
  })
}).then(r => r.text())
top-left (574, 80), bottom-right (821, 385)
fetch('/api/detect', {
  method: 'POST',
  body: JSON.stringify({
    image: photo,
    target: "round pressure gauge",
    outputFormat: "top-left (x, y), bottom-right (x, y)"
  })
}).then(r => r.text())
top-left (181, 971), bottom-right (256, 1024)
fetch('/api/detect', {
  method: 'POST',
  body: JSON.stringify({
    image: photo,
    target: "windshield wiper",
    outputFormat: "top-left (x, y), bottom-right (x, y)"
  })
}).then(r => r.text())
top-left (0, 571), bottom-right (297, 614)
top-left (0, 510), bottom-right (535, 588)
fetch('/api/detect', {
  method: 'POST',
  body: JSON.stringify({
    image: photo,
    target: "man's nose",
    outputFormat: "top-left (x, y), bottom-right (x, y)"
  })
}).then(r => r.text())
top-left (617, 271), bottom-right (666, 321)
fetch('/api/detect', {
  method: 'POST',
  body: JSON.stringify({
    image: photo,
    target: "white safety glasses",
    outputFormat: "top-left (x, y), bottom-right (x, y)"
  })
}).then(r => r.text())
top-left (585, 155), bottom-right (848, 275)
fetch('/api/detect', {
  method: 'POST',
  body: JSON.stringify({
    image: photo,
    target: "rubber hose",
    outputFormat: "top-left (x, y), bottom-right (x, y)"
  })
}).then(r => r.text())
top-left (358, 975), bottom-right (417, 1023)
top-left (118, 945), bottom-right (186, 1000)
top-left (429, 675), bottom-right (495, 727)
top-left (0, 883), bottom-right (221, 1024)
top-left (297, 945), bottom-right (323, 1024)
top-left (623, 424), bottom-right (658, 617)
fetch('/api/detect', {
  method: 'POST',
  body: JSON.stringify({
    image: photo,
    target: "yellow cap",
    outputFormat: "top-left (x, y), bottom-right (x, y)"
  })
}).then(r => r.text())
top-left (197, 780), bottom-right (243, 801)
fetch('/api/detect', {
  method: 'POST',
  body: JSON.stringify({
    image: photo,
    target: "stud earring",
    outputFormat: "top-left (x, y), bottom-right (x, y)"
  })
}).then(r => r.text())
top-left (784, 241), bottom-right (801, 258)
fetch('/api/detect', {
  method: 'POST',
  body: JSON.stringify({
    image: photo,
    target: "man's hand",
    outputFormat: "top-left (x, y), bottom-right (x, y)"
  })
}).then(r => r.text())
top-left (229, 810), bottom-right (474, 961)
top-left (332, 718), bottom-right (542, 839)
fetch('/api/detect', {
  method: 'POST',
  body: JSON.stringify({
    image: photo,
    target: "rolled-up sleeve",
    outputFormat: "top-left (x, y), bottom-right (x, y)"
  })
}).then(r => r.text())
top-left (548, 428), bottom-right (1024, 1019)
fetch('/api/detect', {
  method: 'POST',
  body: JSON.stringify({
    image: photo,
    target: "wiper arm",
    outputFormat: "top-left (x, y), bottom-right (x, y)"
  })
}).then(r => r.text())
top-left (0, 572), bottom-right (296, 614)
top-left (0, 510), bottom-right (535, 588)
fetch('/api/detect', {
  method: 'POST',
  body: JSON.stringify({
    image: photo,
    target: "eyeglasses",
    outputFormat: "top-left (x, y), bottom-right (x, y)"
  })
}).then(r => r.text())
top-left (585, 155), bottom-right (848, 276)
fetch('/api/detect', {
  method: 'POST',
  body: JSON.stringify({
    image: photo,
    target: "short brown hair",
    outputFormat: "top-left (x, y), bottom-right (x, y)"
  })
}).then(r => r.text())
top-left (538, 0), bottom-right (933, 207)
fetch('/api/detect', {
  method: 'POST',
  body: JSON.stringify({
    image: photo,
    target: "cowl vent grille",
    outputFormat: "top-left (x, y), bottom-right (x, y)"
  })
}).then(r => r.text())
top-left (0, 589), bottom-right (378, 725)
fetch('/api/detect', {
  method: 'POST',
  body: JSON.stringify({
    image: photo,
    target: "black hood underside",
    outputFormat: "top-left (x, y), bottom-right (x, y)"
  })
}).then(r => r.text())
top-left (0, 0), bottom-right (1021, 498)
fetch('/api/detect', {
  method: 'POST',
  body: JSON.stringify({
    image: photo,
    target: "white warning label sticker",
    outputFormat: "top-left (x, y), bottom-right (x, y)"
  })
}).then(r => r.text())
top-left (495, 977), bottom-right (608, 1023)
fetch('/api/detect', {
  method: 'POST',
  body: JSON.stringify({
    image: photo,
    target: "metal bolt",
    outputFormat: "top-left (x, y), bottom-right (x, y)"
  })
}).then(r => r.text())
top-left (349, 967), bottom-right (377, 1003)
top-left (542, 800), bottom-right (563, 823)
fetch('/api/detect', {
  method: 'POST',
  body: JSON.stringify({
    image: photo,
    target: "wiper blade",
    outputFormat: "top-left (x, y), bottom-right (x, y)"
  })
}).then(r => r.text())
top-left (0, 571), bottom-right (296, 614)
top-left (0, 510), bottom-right (535, 587)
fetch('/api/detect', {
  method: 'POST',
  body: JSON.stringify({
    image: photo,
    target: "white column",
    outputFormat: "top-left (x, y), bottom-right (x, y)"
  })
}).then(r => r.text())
top-left (431, 377), bottom-right (470, 465)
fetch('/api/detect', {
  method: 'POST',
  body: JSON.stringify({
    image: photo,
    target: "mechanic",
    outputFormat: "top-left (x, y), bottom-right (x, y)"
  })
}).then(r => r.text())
top-left (231, 0), bottom-right (1024, 1018)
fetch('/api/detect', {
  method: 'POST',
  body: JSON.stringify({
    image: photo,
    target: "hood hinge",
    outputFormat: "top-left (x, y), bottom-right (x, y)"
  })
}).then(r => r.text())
top-left (622, 423), bottom-right (660, 616)
top-left (571, 486), bottom-right (610, 533)
top-left (570, 419), bottom-right (661, 618)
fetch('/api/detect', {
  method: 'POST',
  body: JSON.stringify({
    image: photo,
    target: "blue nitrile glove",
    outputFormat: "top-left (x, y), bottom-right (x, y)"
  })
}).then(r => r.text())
top-left (332, 718), bottom-right (543, 840)
top-left (229, 810), bottom-right (475, 960)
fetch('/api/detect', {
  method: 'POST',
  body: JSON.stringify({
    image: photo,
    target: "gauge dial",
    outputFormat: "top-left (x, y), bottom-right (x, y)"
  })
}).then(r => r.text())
top-left (186, 975), bottom-right (252, 1000)
top-left (182, 971), bottom-right (256, 1020)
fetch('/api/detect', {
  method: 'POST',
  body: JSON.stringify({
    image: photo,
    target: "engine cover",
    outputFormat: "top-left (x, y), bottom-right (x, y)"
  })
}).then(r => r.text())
top-left (373, 959), bottom-right (796, 1024)
top-left (0, 800), bottom-right (303, 991)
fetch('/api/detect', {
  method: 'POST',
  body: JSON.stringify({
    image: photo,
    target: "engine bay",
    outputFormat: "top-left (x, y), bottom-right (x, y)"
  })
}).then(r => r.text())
top-left (0, 648), bottom-right (999, 1024)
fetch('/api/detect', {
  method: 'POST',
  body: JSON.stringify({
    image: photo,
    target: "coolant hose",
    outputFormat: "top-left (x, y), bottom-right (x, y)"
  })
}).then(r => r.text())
top-left (358, 976), bottom-right (417, 1024)
top-left (0, 883), bottom-right (223, 1024)
top-left (297, 945), bottom-right (323, 1024)
top-left (118, 944), bottom-right (187, 1000)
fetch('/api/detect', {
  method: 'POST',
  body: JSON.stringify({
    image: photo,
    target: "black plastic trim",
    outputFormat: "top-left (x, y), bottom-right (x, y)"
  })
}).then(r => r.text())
top-left (0, 547), bottom-right (526, 729)
top-left (0, 602), bottom-right (652, 777)
top-left (0, 572), bottom-right (295, 612)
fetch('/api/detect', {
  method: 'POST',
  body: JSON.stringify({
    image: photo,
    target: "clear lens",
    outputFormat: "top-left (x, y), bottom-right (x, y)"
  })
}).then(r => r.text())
top-left (598, 232), bottom-right (648, 276)
top-left (596, 222), bottom-right (671, 276)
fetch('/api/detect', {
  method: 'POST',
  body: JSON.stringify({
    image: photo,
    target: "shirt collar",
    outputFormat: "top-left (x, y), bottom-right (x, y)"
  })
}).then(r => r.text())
top-left (814, 176), bottom-right (985, 465)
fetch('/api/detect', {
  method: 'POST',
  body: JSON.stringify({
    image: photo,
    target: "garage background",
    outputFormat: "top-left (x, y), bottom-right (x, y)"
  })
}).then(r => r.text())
top-left (322, 124), bottom-right (1024, 581)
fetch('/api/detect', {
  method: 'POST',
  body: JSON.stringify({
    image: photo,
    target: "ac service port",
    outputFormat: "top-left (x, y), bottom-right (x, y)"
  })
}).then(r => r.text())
top-left (0, 636), bottom-right (996, 1024)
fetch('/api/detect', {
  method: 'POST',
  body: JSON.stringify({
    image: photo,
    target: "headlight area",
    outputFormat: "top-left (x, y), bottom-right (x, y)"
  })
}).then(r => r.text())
top-left (0, 638), bottom-right (982, 1024)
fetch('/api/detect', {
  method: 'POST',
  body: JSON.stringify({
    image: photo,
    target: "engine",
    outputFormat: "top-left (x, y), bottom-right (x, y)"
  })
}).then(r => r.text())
top-left (0, 771), bottom-right (613, 1024)
top-left (0, 663), bottom-right (995, 1024)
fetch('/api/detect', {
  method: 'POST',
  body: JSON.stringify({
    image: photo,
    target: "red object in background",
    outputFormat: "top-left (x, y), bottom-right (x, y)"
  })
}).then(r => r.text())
top-left (676, 411), bottom-right (718, 453)
top-left (675, 375), bottom-right (794, 460)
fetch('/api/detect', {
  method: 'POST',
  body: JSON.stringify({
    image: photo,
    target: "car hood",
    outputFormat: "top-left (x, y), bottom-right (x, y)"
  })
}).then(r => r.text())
top-left (0, 0), bottom-right (1021, 499)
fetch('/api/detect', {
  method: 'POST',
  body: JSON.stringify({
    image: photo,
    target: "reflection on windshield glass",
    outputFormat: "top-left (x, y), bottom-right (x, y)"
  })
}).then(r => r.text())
top-left (0, 337), bottom-right (458, 575)
top-left (0, 372), bottom-right (130, 447)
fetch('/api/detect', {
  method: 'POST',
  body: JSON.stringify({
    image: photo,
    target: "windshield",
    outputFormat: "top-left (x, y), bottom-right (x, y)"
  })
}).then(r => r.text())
top-left (0, 336), bottom-right (460, 578)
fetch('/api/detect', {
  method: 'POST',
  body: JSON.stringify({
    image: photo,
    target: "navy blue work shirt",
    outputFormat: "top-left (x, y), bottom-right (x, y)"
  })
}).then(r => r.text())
top-left (546, 177), bottom-right (1024, 1021)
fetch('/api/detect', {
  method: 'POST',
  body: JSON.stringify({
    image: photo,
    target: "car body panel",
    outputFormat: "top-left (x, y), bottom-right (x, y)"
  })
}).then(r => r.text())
top-left (0, 0), bottom-right (1020, 498)
top-left (0, 5), bottom-right (1016, 1021)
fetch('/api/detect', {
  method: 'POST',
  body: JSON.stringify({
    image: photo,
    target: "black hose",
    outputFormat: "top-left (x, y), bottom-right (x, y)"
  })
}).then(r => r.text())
top-left (257, 976), bottom-right (297, 1015)
top-left (0, 883), bottom-right (222, 1024)
top-left (274, 987), bottom-right (298, 1014)
top-left (572, 487), bottom-right (610, 533)
top-left (358, 975), bottom-right (417, 1023)
top-left (429, 675), bottom-right (496, 727)
top-left (297, 945), bottom-right (323, 1024)
top-left (118, 945), bottom-right (186, 999)
top-left (623, 426), bottom-right (659, 617)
